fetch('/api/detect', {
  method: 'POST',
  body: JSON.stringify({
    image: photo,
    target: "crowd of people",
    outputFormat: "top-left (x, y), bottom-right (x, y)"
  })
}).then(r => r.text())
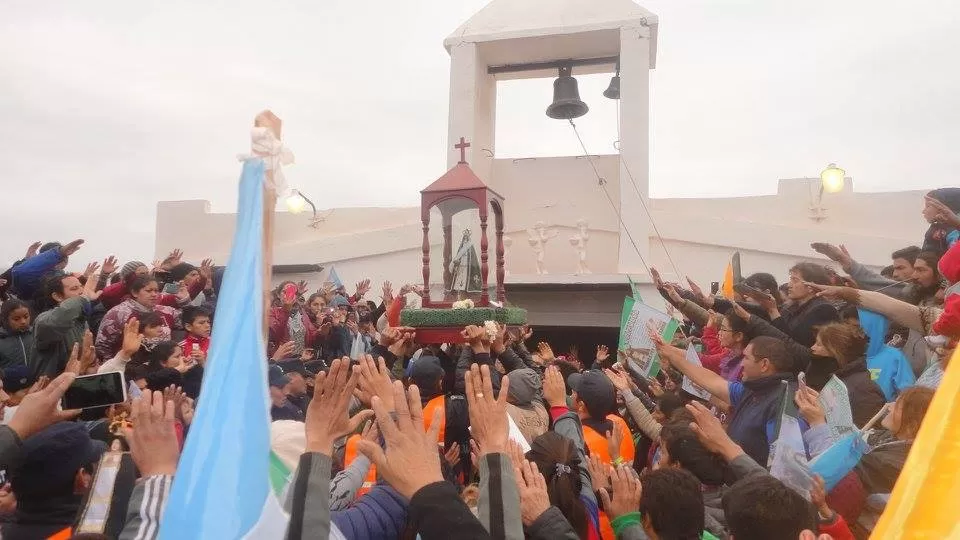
top-left (0, 187), bottom-right (957, 539)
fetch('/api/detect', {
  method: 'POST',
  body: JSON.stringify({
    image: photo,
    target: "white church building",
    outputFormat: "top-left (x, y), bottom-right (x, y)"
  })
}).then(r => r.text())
top-left (155, 0), bottom-right (927, 335)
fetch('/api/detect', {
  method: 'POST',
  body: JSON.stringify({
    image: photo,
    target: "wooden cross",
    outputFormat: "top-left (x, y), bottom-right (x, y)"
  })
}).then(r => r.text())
top-left (455, 137), bottom-right (471, 164)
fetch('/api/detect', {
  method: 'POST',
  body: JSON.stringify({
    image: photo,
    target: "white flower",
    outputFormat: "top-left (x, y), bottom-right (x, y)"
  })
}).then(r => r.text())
top-left (483, 320), bottom-right (498, 341)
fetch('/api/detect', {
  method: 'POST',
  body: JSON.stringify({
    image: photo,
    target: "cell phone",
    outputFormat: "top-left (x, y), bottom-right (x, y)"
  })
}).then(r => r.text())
top-left (734, 282), bottom-right (774, 301)
top-left (797, 372), bottom-right (807, 392)
top-left (62, 372), bottom-right (127, 410)
top-left (282, 283), bottom-right (297, 303)
top-left (710, 282), bottom-right (720, 295)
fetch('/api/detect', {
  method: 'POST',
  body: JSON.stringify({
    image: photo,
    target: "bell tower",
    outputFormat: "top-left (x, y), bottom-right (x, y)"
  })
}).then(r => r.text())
top-left (443, 0), bottom-right (659, 275)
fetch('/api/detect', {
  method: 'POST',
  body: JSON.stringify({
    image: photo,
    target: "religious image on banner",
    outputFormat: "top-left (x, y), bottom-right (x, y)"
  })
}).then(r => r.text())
top-left (617, 297), bottom-right (680, 379)
top-left (448, 229), bottom-right (482, 294)
top-left (818, 375), bottom-right (857, 440)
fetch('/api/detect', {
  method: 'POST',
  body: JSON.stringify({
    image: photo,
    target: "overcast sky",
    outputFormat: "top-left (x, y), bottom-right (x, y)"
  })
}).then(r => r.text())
top-left (2, 0), bottom-right (957, 266)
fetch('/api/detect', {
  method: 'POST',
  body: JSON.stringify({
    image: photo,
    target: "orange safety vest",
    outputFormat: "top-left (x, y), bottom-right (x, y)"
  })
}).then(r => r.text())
top-left (345, 434), bottom-right (377, 496)
top-left (48, 528), bottom-right (72, 540)
top-left (421, 395), bottom-right (446, 447)
top-left (582, 415), bottom-right (636, 465)
top-left (583, 415), bottom-right (635, 540)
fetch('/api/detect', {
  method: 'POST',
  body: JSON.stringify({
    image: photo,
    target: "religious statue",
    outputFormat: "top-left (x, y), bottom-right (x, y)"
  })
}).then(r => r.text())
top-left (449, 229), bottom-right (482, 294)
top-left (569, 219), bottom-right (590, 274)
top-left (527, 221), bottom-right (558, 275)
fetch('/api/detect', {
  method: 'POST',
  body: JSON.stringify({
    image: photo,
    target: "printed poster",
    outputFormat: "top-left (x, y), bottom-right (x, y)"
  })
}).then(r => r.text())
top-left (617, 296), bottom-right (680, 379)
top-left (681, 344), bottom-right (714, 401)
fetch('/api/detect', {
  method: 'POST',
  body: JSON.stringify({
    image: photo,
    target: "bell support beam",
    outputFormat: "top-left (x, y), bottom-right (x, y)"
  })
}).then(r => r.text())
top-left (487, 55), bottom-right (619, 75)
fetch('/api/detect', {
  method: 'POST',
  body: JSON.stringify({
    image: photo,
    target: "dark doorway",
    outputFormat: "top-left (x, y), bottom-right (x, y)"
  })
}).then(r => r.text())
top-left (524, 325), bottom-right (619, 368)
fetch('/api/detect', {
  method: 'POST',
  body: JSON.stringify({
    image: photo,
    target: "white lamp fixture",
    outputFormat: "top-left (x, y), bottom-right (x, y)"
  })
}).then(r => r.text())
top-left (820, 163), bottom-right (846, 193)
top-left (285, 190), bottom-right (308, 214)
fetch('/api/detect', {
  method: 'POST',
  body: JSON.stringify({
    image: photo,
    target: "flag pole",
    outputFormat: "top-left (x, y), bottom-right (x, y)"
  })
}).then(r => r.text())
top-left (252, 110), bottom-right (282, 343)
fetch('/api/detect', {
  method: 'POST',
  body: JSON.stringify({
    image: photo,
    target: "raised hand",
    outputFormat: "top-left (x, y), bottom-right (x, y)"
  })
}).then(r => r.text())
top-left (515, 459), bottom-right (551, 526)
top-left (297, 280), bottom-right (309, 296)
top-left (79, 330), bottom-right (97, 374)
top-left (305, 358), bottom-right (373, 454)
top-left (925, 195), bottom-right (960, 228)
top-left (542, 364), bottom-right (567, 407)
top-left (586, 453), bottom-right (610, 492)
top-left (381, 281), bottom-right (394, 305)
top-left (271, 341), bottom-right (296, 361)
top-left (82, 271), bottom-right (101, 302)
top-left (121, 317), bottom-right (144, 358)
top-left (199, 258), bottom-right (214, 280)
top-left (686, 276), bottom-right (714, 308)
top-left (356, 381), bottom-right (444, 499)
top-left (598, 465), bottom-right (642, 520)
top-left (83, 261), bottom-right (101, 278)
top-left (354, 355), bottom-right (396, 411)
top-left (162, 249), bottom-right (184, 270)
top-left (125, 390), bottom-right (180, 476)
top-left (60, 239), bottom-right (85, 257)
top-left (355, 279), bottom-right (372, 298)
top-left (521, 325), bottom-right (533, 342)
top-left (596, 344), bottom-right (610, 363)
top-left (662, 283), bottom-right (683, 305)
top-left (465, 363), bottom-right (510, 456)
top-left (537, 342), bottom-right (555, 362)
top-left (101, 256), bottom-right (119, 276)
top-left (25, 241), bottom-right (42, 259)
top-left (810, 242), bottom-right (853, 270)
top-left (605, 421), bottom-right (624, 461)
top-left (443, 441), bottom-right (462, 467)
top-left (686, 401), bottom-right (742, 460)
top-left (7, 372), bottom-right (80, 440)
top-left (603, 367), bottom-right (630, 392)
top-left (805, 282), bottom-right (857, 303)
top-left (649, 267), bottom-right (664, 288)
top-left (462, 325), bottom-right (491, 353)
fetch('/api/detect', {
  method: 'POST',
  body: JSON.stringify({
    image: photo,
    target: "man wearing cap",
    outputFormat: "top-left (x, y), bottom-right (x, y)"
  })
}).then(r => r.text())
top-left (269, 365), bottom-right (304, 422)
top-left (567, 370), bottom-right (636, 465)
top-left (277, 359), bottom-right (312, 413)
top-left (2, 421), bottom-right (106, 539)
top-left (408, 354), bottom-right (470, 480)
top-left (0, 365), bottom-right (34, 422)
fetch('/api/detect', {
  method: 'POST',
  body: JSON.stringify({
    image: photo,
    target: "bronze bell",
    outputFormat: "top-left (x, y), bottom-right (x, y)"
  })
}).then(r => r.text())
top-left (603, 74), bottom-right (620, 100)
top-left (546, 66), bottom-right (589, 120)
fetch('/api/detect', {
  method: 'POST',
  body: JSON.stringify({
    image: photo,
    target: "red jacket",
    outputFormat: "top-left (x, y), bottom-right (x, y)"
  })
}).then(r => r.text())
top-left (819, 513), bottom-right (855, 540)
top-left (699, 326), bottom-right (730, 374)
top-left (179, 334), bottom-right (210, 355)
top-left (268, 306), bottom-right (317, 357)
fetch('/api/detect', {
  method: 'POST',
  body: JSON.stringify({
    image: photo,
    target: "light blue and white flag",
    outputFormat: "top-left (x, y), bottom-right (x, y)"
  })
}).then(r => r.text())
top-left (158, 159), bottom-right (288, 539)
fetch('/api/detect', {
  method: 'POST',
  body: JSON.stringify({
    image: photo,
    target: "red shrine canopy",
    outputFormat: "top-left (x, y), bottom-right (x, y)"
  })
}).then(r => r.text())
top-left (419, 138), bottom-right (506, 308)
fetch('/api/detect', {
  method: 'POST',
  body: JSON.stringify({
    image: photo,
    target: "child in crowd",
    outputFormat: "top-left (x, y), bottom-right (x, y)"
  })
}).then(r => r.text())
top-left (179, 306), bottom-right (211, 365)
top-left (0, 299), bottom-right (34, 371)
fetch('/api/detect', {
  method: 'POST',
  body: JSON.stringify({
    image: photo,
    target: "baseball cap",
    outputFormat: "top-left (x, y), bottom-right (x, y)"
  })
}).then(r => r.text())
top-left (269, 364), bottom-right (291, 388)
top-left (277, 359), bottom-right (309, 378)
top-left (407, 355), bottom-right (444, 390)
top-left (12, 421), bottom-right (107, 498)
top-left (2, 365), bottom-right (33, 394)
top-left (567, 370), bottom-right (616, 419)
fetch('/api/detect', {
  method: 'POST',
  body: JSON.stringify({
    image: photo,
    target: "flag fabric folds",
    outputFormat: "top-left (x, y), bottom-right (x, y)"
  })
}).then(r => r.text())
top-left (158, 159), bottom-right (288, 539)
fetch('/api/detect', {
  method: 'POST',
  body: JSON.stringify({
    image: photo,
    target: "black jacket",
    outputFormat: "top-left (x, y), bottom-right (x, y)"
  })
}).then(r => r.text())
top-left (773, 297), bottom-right (839, 348)
top-left (835, 358), bottom-right (887, 428)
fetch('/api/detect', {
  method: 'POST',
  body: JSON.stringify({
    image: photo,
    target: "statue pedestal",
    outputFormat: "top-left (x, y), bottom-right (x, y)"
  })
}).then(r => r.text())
top-left (400, 306), bottom-right (527, 344)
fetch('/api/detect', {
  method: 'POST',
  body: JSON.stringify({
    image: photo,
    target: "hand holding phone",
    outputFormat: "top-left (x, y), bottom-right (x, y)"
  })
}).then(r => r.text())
top-left (61, 372), bottom-right (127, 410)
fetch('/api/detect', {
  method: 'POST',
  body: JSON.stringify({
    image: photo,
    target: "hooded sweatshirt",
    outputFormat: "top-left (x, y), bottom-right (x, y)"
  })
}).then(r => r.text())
top-left (504, 368), bottom-right (548, 443)
top-left (923, 187), bottom-right (960, 258)
top-left (859, 309), bottom-right (915, 401)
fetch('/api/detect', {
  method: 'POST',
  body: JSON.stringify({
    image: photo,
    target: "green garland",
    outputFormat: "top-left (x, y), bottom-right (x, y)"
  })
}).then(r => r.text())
top-left (400, 306), bottom-right (528, 328)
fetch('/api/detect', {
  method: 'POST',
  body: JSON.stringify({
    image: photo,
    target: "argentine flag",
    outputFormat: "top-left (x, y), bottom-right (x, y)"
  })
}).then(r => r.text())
top-left (159, 159), bottom-right (289, 539)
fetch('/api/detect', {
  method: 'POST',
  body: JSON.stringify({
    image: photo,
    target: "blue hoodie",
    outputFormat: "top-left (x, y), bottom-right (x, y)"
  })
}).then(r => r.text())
top-left (859, 308), bottom-right (915, 400)
top-left (10, 249), bottom-right (64, 300)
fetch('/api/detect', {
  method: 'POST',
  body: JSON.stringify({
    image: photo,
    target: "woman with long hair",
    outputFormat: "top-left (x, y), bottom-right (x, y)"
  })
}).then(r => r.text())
top-left (526, 432), bottom-right (592, 539)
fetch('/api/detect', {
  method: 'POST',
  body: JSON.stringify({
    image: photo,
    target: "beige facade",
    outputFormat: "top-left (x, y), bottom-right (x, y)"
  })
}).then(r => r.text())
top-left (154, 0), bottom-right (928, 323)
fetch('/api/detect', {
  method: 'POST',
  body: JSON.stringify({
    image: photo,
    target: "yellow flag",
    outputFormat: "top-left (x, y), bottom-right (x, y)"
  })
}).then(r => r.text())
top-left (871, 349), bottom-right (960, 538)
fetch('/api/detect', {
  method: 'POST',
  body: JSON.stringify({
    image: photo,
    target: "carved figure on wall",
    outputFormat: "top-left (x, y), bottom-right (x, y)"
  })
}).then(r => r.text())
top-left (527, 221), bottom-right (558, 275)
top-left (569, 219), bottom-right (590, 274)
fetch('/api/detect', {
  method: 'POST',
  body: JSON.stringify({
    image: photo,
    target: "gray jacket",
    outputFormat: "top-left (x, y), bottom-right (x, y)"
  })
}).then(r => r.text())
top-left (31, 297), bottom-right (89, 378)
top-left (118, 475), bottom-right (172, 540)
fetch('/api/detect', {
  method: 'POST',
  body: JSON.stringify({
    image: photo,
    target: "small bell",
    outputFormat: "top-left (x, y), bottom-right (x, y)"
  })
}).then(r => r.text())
top-left (546, 66), bottom-right (589, 120)
top-left (603, 74), bottom-right (620, 100)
